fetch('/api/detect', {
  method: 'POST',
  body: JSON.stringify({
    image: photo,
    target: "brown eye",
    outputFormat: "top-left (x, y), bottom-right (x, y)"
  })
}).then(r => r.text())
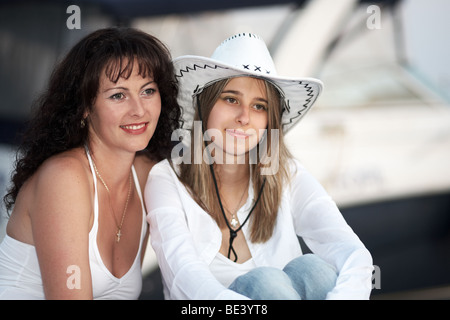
top-left (109, 93), bottom-right (125, 100)
top-left (253, 104), bottom-right (267, 111)
top-left (224, 97), bottom-right (238, 104)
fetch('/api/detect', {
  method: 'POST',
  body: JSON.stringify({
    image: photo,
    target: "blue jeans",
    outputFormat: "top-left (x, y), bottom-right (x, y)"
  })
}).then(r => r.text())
top-left (228, 254), bottom-right (337, 300)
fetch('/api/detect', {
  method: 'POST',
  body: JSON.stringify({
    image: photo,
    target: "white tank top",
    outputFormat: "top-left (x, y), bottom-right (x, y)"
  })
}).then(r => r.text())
top-left (0, 150), bottom-right (147, 299)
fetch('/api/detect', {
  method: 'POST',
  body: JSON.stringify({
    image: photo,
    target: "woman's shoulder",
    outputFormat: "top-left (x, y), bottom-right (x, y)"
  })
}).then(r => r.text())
top-left (36, 147), bottom-right (90, 183)
top-left (147, 158), bottom-right (177, 175)
top-left (26, 148), bottom-right (93, 207)
top-left (285, 157), bottom-right (306, 177)
top-left (15, 148), bottom-right (93, 240)
top-left (283, 158), bottom-right (322, 191)
top-left (8, 148), bottom-right (91, 242)
top-left (145, 159), bottom-right (185, 193)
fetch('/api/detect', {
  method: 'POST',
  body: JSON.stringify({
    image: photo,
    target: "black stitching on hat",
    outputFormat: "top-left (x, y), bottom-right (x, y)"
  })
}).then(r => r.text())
top-left (219, 33), bottom-right (262, 46)
top-left (282, 82), bottom-right (315, 128)
top-left (243, 64), bottom-right (250, 70)
top-left (284, 100), bottom-right (291, 113)
top-left (176, 63), bottom-right (228, 80)
top-left (254, 66), bottom-right (261, 72)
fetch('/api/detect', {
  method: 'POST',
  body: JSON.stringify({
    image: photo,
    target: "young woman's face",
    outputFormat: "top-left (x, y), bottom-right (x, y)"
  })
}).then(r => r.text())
top-left (88, 63), bottom-right (161, 153)
top-left (206, 77), bottom-right (268, 157)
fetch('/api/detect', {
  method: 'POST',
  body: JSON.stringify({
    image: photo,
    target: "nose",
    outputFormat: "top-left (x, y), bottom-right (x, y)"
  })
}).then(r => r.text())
top-left (236, 105), bottom-right (250, 126)
top-left (129, 96), bottom-right (145, 117)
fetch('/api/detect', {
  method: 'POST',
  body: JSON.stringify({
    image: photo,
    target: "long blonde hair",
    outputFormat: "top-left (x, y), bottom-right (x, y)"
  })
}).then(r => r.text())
top-left (177, 77), bottom-right (293, 243)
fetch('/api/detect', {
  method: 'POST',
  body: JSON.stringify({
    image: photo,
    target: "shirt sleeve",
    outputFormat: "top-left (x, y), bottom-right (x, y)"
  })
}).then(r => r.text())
top-left (145, 161), bottom-right (249, 300)
top-left (289, 160), bottom-right (374, 299)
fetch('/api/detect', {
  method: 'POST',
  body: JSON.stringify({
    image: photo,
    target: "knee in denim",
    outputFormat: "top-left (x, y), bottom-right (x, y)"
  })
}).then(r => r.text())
top-left (230, 267), bottom-right (300, 300)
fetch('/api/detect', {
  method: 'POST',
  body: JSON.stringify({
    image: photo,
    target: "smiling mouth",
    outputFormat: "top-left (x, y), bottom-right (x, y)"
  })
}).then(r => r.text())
top-left (226, 129), bottom-right (251, 139)
top-left (120, 122), bottom-right (149, 134)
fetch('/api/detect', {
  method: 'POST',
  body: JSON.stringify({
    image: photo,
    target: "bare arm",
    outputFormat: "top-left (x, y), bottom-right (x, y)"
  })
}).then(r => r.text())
top-left (30, 156), bottom-right (93, 299)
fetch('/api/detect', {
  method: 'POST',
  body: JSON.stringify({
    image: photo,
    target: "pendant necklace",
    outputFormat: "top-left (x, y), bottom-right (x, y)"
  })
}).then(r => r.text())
top-left (209, 164), bottom-right (266, 262)
top-left (91, 156), bottom-right (132, 243)
top-left (221, 182), bottom-right (249, 229)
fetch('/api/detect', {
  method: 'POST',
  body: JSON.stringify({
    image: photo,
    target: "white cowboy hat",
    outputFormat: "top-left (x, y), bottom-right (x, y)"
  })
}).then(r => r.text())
top-left (173, 32), bottom-right (323, 136)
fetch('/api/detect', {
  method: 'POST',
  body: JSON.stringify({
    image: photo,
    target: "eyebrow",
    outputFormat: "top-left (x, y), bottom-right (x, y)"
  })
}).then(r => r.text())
top-left (221, 90), bottom-right (268, 103)
top-left (102, 80), bottom-right (155, 93)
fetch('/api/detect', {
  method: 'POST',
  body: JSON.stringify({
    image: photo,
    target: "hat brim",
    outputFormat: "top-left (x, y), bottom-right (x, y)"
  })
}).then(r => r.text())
top-left (173, 55), bottom-right (323, 135)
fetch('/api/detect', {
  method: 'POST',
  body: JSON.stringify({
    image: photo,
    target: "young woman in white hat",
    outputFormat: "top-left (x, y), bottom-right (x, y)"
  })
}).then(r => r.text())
top-left (145, 33), bottom-right (373, 299)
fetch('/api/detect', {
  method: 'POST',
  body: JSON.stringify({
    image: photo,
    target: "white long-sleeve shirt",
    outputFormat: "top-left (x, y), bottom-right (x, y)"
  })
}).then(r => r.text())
top-left (145, 159), bottom-right (373, 300)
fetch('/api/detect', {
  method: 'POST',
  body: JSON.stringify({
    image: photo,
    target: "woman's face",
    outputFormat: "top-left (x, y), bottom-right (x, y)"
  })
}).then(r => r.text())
top-left (206, 77), bottom-right (268, 157)
top-left (88, 63), bottom-right (161, 154)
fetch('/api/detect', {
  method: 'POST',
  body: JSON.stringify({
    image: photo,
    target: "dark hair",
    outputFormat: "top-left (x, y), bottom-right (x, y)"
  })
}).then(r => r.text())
top-left (4, 27), bottom-right (180, 211)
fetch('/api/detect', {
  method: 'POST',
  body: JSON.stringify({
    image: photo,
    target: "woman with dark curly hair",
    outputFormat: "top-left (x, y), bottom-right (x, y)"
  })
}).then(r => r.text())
top-left (0, 27), bottom-right (180, 299)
